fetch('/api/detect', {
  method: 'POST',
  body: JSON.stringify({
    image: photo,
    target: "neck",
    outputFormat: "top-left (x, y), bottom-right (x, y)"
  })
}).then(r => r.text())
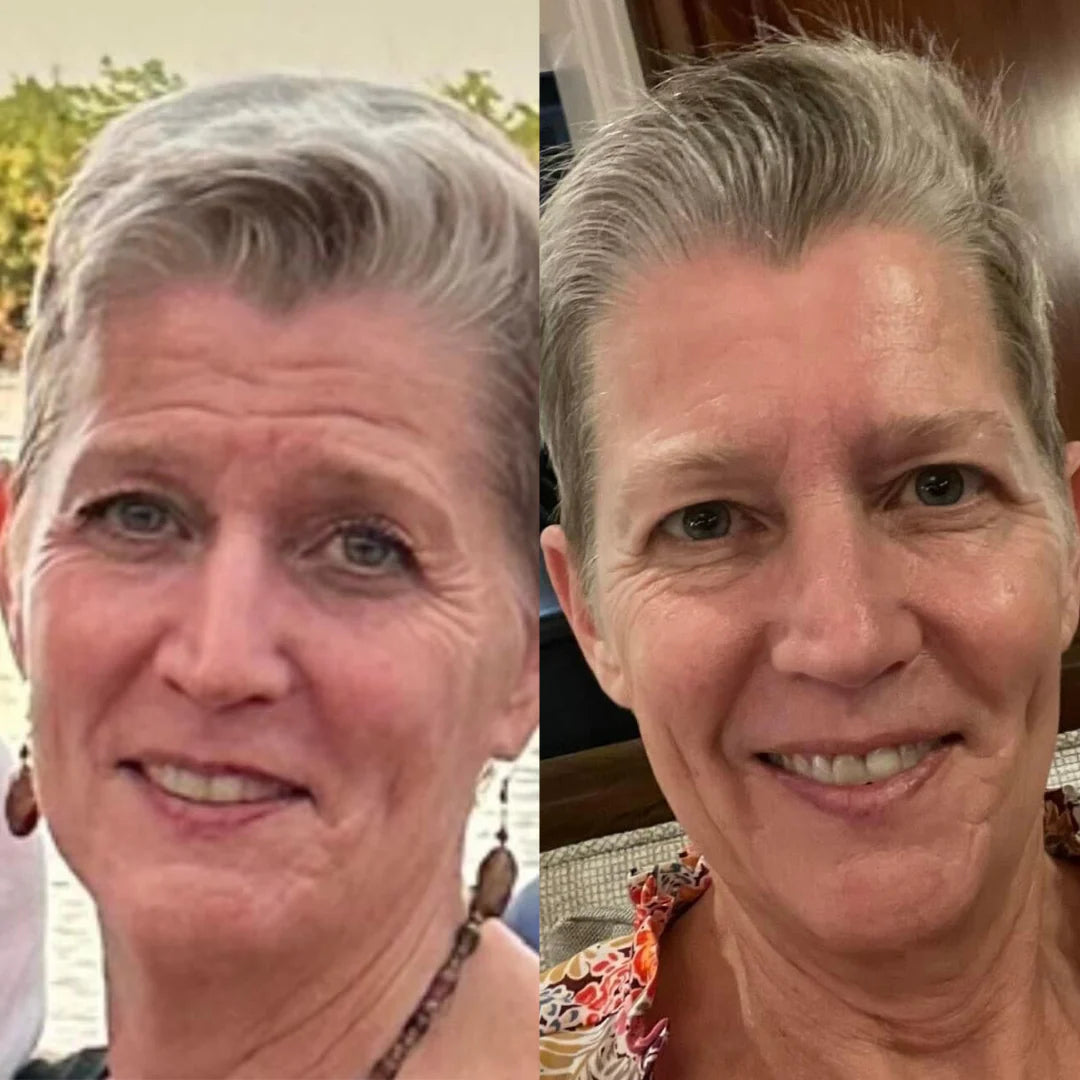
top-left (102, 859), bottom-right (467, 1080)
top-left (663, 825), bottom-right (1080, 1078)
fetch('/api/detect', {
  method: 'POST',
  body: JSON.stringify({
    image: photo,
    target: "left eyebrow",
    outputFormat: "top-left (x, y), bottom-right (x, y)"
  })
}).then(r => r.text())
top-left (856, 408), bottom-right (1026, 470)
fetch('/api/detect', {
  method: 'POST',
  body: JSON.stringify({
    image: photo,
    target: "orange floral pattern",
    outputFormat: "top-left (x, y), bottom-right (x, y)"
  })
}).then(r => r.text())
top-left (539, 787), bottom-right (1080, 1079)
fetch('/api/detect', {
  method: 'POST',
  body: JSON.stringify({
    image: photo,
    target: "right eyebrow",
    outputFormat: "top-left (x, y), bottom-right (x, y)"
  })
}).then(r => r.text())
top-left (611, 437), bottom-right (763, 530)
top-left (855, 408), bottom-right (1024, 468)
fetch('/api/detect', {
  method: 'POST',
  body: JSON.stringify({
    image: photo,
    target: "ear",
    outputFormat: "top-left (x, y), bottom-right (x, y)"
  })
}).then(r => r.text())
top-left (1061, 442), bottom-right (1080, 651)
top-left (541, 524), bottom-right (631, 709)
top-left (0, 461), bottom-right (24, 677)
top-left (488, 595), bottom-right (539, 761)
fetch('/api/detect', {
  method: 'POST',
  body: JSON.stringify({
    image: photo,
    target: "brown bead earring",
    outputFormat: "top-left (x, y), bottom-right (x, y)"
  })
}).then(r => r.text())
top-left (366, 772), bottom-right (520, 1078)
top-left (471, 774), bottom-right (518, 920)
top-left (5, 742), bottom-right (39, 838)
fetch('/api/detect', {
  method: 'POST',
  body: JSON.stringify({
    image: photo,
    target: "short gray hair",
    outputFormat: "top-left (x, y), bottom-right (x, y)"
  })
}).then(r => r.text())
top-left (541, 34), bottom-right (1063, 573)
top-left (19, 75), bottom-right (539, 576)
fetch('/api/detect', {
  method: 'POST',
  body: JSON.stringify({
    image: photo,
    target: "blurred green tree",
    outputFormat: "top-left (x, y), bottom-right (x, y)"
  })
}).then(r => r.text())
top-left (440, 69), bottom-right (540, 164)
top-left (0, 57), bottom-right (182, 364)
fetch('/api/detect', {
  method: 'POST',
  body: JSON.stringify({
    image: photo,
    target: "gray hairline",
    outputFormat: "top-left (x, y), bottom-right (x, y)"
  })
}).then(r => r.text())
top-left (15, 73), bottom-right (540, 604)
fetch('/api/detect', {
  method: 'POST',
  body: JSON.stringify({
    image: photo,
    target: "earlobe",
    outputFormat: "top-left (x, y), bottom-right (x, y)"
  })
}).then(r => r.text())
top-left (490, 603), bottom-right (539, 761)
top-left (540, 524), bottom-right (630, 709)
top-left (0, 463), bottom-right (25, 677)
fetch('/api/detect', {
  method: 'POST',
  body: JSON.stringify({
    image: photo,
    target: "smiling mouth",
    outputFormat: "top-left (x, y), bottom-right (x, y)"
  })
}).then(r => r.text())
top-left (757, 734), bottom-right (962, 787)
top-left (122, 761), bottom-right (307, 806)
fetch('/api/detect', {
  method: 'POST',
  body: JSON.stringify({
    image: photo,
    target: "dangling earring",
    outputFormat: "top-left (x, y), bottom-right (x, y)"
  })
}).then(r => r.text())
top-left (470, 774), bottom-right (518, 920)
top-left (5, 742), bottom-right (39, 838)
top-left (367, 773), bottom-right (520, 1078)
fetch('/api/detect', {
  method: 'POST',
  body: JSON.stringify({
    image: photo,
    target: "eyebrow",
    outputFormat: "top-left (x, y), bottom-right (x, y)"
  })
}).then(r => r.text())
top-left (613, 407), bottom-right (1025, 524)
top-left (856, 408), bottom-right (1024, 469)
top-left (61, 435), bottom-right (434, 512)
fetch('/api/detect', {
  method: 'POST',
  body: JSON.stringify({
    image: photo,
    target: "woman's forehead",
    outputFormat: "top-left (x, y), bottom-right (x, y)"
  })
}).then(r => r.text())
top-left (589, 228), bottom-right (1021, 467)
top-left (23, 283), bottom-right (496, 520)
top-left (82, 283), bottom-right (480, 417)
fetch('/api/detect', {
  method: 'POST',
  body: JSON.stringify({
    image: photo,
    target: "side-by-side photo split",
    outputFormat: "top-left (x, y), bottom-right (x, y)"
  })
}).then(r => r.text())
top-left (8, 0), bottom-right (1080, 1077)
top-left (0, 2), bottom-right (538, 1078)
top-left (539, 2), bottom-right (1080, 1079)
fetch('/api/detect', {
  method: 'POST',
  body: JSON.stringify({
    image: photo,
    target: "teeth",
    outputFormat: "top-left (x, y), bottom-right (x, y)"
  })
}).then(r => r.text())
top-left (832, 754), bottom-right (868, 785)
top-left (768, 738), bottom-right (946, 786)
top-left (865, 747), bottom-right (901, 780)
top-left (143, 763), bottom-right (291, 804)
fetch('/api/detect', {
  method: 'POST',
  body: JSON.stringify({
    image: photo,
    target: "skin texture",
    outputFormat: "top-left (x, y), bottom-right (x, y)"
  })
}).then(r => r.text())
top-left (0, 283), bottom-right (538, 1079)
top-left (543, 227), bottom-right (1080, 1077)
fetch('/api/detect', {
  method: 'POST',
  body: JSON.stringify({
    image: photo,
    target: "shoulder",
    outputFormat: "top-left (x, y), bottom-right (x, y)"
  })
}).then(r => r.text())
top-left (405, 919), bottom-right (537, 1079)
top-left (14, 1048), bottom-right (108, 1079)
top-left (460, 919), bottom-right (538, 1074)
top-left (540, 933), bottom-right (654, 1078)
top-left (539, 851), bottom-right (712, 1077)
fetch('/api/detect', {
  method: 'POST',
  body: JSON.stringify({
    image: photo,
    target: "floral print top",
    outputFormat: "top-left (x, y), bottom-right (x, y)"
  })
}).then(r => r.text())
top-left (539, 786), bottom-right (1080, 1079)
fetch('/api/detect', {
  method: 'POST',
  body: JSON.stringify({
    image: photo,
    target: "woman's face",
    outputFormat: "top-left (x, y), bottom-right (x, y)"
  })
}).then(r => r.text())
top-left (545, 227), bottom-right (1080, 951)
top-left (3, 283), bottom-right (535, 958)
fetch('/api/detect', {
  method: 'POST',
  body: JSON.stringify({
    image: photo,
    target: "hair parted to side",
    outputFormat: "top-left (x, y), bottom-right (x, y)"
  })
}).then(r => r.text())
top-left (19, 74), bottom-right (539, 578)
top-left (541, 32), bottom-right (1063, 584)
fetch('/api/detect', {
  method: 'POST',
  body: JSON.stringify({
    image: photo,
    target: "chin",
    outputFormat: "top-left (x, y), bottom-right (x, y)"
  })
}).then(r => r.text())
top-left (767, 844), bottom-right (986, 956)
top-left (94, 861), bottom-right (316, 960)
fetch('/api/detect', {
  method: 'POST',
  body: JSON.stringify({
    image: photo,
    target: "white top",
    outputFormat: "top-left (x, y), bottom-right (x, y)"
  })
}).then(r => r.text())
top-left (0, 740), bottom-right (45, 1077)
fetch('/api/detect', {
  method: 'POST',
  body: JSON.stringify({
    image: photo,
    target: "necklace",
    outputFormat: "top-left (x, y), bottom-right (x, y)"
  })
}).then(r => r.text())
top-left (368, 829), bottom-right (518, 1079)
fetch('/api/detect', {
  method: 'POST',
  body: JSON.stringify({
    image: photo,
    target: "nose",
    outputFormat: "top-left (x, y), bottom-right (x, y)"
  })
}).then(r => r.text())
top-left (768, 503), bottom-right (921, 689)
top-left (153, 526), bottom-right (294, 710)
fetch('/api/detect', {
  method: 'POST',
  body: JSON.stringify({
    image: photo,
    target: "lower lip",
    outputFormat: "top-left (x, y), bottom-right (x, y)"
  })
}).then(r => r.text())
top-left (124, 766), bottom-right (305, 835)
top-left (756, 742), bottom-right (955, 819)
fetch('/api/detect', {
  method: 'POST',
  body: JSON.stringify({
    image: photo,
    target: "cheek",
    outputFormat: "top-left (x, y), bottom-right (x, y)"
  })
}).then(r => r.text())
top-left (25, 560), bottom-right (166, 822)
top-left (612, 583), bottom-right (755, 749)
top-left (920, 538), bottom-right (1065, 724)
top-left (306, 604), bottom-right (497, 800)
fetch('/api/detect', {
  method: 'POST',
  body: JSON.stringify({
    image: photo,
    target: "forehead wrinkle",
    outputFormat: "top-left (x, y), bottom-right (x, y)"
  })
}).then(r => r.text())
top-left (55, 426), bottom-right (455, 518)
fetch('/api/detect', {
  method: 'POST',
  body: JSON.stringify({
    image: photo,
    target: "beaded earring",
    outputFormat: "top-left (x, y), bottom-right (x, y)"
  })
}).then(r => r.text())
top-left (4, 742), bottom-right (39, 838)
top-left (367, 772), bottom-right (519, 1079)
top-left (471, 775), bottom-right (518, 919)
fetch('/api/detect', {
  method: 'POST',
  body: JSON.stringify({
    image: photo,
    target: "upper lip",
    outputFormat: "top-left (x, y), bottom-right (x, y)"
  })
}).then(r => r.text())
top-left (756, 730), bottom-right (961, 758)
top-left (121, 752), bottom-right (309, 793)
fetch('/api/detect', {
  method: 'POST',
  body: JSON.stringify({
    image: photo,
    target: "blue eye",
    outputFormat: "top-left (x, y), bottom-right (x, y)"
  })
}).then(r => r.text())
top-left (660, 501), bottom-right (732, 541)
top-left (902, 466), bottom-right (985, 508)
top-left (332, 523), bottom-right (412, 574)
top-left (81, 493), bottom-right (177, 538)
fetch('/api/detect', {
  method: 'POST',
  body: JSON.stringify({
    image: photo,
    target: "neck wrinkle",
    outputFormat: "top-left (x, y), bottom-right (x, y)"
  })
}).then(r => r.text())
top-left (101, 848), bottom-right (467, 1080)
top-left (708, 825), bottom-right (1066, 1076)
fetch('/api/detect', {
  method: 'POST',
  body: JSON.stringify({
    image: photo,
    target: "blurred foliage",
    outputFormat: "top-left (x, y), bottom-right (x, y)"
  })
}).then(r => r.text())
top-left (441, 69), bottom-right (540, 165)
top-left (0, 62), bottom-right (535, 368)
top-left (0, 57), bottom-right (182, 365)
